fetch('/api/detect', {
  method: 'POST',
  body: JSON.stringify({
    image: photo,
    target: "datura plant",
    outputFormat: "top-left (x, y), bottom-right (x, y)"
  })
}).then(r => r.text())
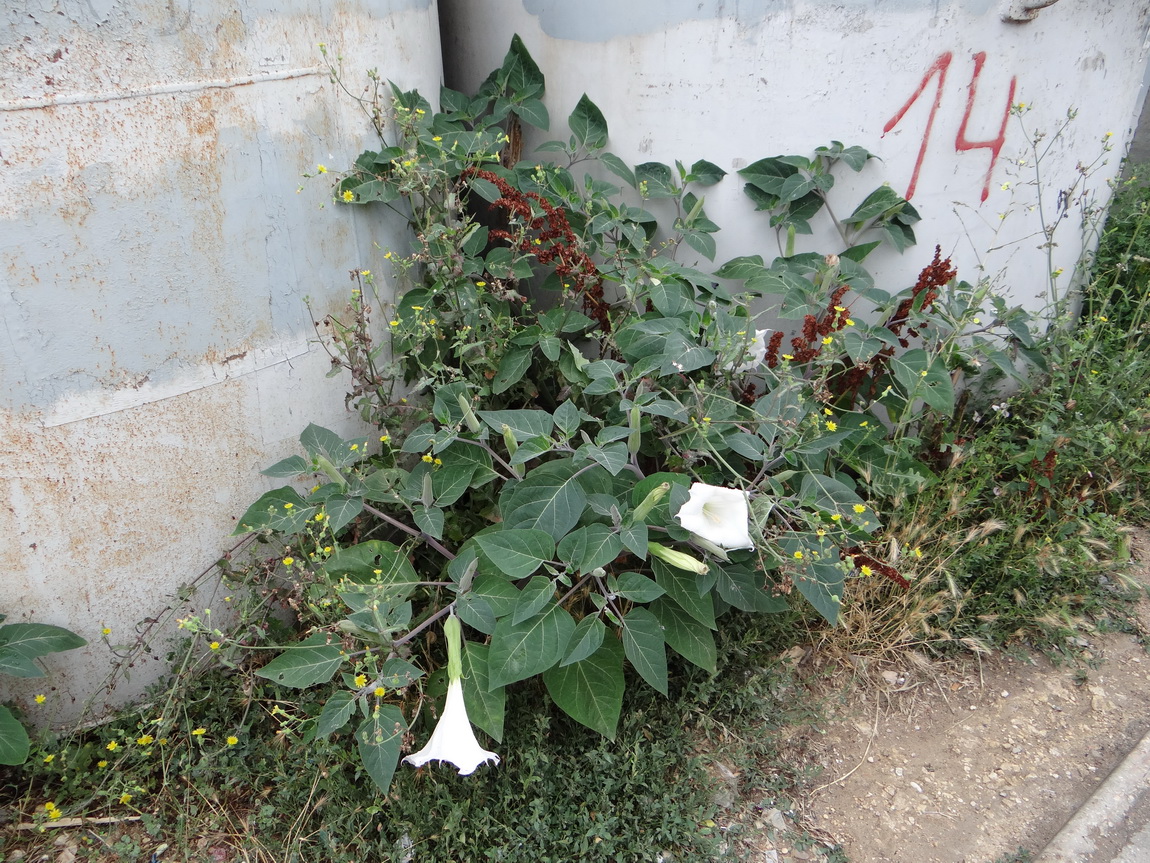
top-left (224, 36), bottom-right (1036, 793)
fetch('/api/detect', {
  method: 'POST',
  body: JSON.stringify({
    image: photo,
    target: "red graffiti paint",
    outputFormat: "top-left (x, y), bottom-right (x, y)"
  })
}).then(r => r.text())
top-left (955, 52), bottom-right (1018, 203)
top-left (883, 52), bottom-right (1017, 203)
top-left (882, 51), bottom-right (953, 201)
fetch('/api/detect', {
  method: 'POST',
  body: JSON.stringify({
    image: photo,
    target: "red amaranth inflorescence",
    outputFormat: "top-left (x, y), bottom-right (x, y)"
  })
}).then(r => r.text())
top-left (462, 167), bottom-right (610, 331)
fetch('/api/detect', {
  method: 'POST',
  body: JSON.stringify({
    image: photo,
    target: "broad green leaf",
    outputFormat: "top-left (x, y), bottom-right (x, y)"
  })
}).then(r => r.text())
top-left (613, 571), bottom-right (665, 603)
top-left (689, 159), bottom-right (726, 186)
top-left (512, 575), bottom-right (557, 625)
top-left (356, 706), bottom-right (405, 794)
top-left (413, 505), bottom-right (445, 540)
top-left (462, 642), bottom-right (505, 743)
top-left (0, 706), bottom-right (30, 766)
top-left (492, 347), bottom-right (533, 394)
top-left (501, 460), bottom-right (587, 540)
top-left (561, 614), bottom-right (606, 666)
top-left (515, 97), bottom-right (549, 130)
top-left (543, 637), bottom-right (624, 739)
top-left (618, 523), bottom-right (649, 559)
top-left (635, 161), bottom-right (678, 198)
top-left (621, 607), bottom-right (668, 694)
top-left (799, 472), bottom-right (866, 518)
top-left (557, 525), bottom-right (623, 574)
top-left (316, 691), bottom-right (355, 739)
top-left (434, 463), bottom-right (479, 506)
top-left (322, 495), bottom-right (363, 534)
top-left (651, 598), bottom-right (716, 673)
top-left (847, 185), bottom-right (905, 226)
top-left (232, 487), bottom-right (314, 535)
top-left (652, 559), bottom-right (717, 629)
top-left (487, 603), bottom-right (575, 688)
top-left (891, 348), bottom-right (955, 415)
top-left (781, 534), bottom-right (844, 625)
top-left (300, 423), bottom-right (367, 469)
top-left (478, 409), bottom-right (554, 441)
top-left (573, 441), bottom-right (630, 476)
top-left (600, 152), bottom-right (636, 188)
top-left (0, 623), bottom-right (86, 660)
top-left (474, 529), bottom-right (555, 580)
top-left (255, 633), bottom-right (344, 689)
top-left (552, 400), bottom-right (583, 438)
top-left (569, 93), bottom-right (608, 150)
top-left (0, 650), bottom-right (42, 678)
top-left (378, 657), bottom-right (424, 689)
top-left (714, 563), bottom-right (789, 613)
top-left (325, 541), bottom-right (421, 595)
top-left (659, 331), bottom-right (715, 376)
top-left (261, 455), bottom-right (310, 478)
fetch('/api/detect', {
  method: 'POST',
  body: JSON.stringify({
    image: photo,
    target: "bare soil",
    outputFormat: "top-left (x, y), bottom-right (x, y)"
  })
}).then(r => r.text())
top-left (739, 529), bottom-right (1150, 863)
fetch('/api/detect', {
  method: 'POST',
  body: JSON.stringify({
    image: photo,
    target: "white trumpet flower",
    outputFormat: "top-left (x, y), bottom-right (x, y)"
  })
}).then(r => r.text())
top-left (403, 614), bottom-right (499, 776)
top-left (675, 483), bottom-right (755, 550)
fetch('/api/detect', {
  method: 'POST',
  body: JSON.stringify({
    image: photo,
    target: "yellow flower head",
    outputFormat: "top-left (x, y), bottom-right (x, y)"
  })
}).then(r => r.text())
top-left (43, 754), bottom-right (54, 763)
top-left (226, 735), bottom-right (239, 746)
top-left (136, 735), bottom-right (154, 746)
top-left (860, 565), bottom-right (874, 577)
top-left (853, 504), bottom-right (867, 514)
top-left (106, 741), bottom-right (119, 751)
top-left (191, 727), bottom-right (207, 736)
top-left (342, 189), bottom-right (355, 203)
top-left (283, 557), bottom-right (295, 567)
top-left (822, 336), bottom-right (833, 345)
top-left (34, 694), bottom-right (46, 704)
top-left (793, 550), bottom-right (804, 560)
top-left (354, 674), bottom-right (367, 688)
top-left (119, 793), bottom-right (132, 805)
top-left (825, 421), bottom-right (837, 432)
top-left (316, 165), bottom-right (328, 174)
top-left (374, 686), bottom-right (386, 697)
top-left (209, 642), bottom-right (221, 651)
top-left (314, 511), bottom-right (326, 521)
top-left (97, 760), bottom-right (108, 768)
top-left (421, 453), bottom-right (434, 463)
top-left (830, 513), bottom-right (842, 522)
top-left (102, 627), bottom-right (112, 635)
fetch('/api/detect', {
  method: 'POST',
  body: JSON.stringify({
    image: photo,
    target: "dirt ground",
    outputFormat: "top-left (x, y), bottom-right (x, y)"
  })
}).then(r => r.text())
top-left (739, 529), bottom-right (1150, 863)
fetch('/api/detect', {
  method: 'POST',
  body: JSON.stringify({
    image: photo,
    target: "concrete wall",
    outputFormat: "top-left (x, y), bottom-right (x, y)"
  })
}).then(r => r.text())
top-left (439, 0), bottom-right (1150, 314)
top-left (0, 0), bottom-right (441, 721)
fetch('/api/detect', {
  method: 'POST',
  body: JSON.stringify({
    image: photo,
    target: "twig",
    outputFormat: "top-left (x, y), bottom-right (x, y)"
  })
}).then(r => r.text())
top-left (18, 815), bottom-right (141, 830)
top-left (808, 697), bottom-right (881, 795)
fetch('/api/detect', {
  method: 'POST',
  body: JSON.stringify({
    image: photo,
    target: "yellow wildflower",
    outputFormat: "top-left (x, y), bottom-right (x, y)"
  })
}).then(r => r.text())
top-left (226, 736), bottom-right (239, 746)
top-left (34, 694), bottom-right (46, 704)
top-left (342, 190), bottom-right (355, 203)
top-left (853, 504), bottom-right (867, 513)
top-left (860, 565), bottom-right (873, 577)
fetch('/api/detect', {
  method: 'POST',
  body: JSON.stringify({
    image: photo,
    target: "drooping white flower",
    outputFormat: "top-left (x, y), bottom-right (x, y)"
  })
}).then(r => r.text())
top-left (674, 482), bottom-right (755, 550)
top-left (403, 614), bottom-right (499, 776)
top-left (728, 329), bottom-right (771, 373)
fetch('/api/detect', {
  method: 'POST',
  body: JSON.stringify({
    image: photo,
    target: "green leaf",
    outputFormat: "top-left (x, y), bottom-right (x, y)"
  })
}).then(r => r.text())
top-left (543, 637), bottom-right (624, 738)
top-left (689, 159), bottom-right (726, 186)
top-left (0, 650), bottom-right (43, 678)
top-left (659, 331), bottom-right (715, 376)
top-left (847, 186), bottom-right (905, 226)
top-left (613, 571), bottom-right (664, 603)
top-left (652, 559), bottom-right (717, 629)
top-left (569, 94), bottom-right (608, 150)
top-left (462, 642), bottom-right (505, 743)
top-left (478, 409), bottom-right (554, 441)
top-left (635, 162), bottom-right (678, 198)
top-left (325, 541), bottom-right (421, 595)
top-left (413, 505), bottom-right (445, 540)
top-left (512, 575), bottom-right (557, 625)
top-left (600, 152), bottom-right (636, 188)
top-left (561, 614), bottom-right (606, 666)
top-left (475, 529), bottom-right (555, 580)
top-left (799, 472), bottom-right (866, 518)
top-left (316, 691), bottom-right (355, 739)
top-left (356, 706), bottom-right (405, 794)
top-left (300, 423), bottom-right (366, 469)
top-left (492, 346), bottom-right (533, 395)
top-left (714, 563), bottom-right (789, 613)
top-left (261, 455), bottom-right (310, 478)
top-left (0, 706), bottom-right (30, 766)
top-left (378, 657), bottom-right (424, 689)
top-left (501, 460), bottom-right (587, 540)
top-left (650, 599), bottom-right (716, 673)
top-left (557, 525), bottom-right (623, 574)
top-left (738, 157), bottom-right (795, 197)
top-left (573, 441), bottom-right (630, 476)
top-left (488, 603), bottom-right (576, 688)
top-left (621, 606), bottom-right (668, 694)
top-left (255, 633), bottom-right (344, 688)
top-left (322, 495), bottom-right (364, 534)
top-left (515, 97), bottom-right (549, 129)
top-left (0, 623), bottom-right (86, 662)
top-left (782, 534), bottom-right (844, 625)
top-left (552, 400), bottom-right (583, 438)
top-left (618, 523), bottom-right (649, 559)
top-left (232, 487), bottom-right (314, 535)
